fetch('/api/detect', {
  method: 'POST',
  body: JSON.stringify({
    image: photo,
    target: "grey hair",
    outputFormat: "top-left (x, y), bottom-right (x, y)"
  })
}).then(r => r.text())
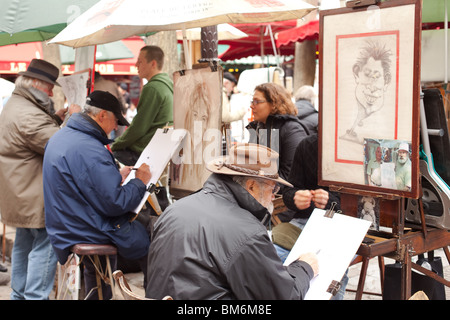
top-left (15, 75), bottom-right (46, 89)
top-left (83, 103), bottom-right (104, 116)
top-left (294, 85), bottom-right (317, 106)
top-left (232, 175), bottom-right (267, 189)
top-left (232, 175), bottom-right (251, 188)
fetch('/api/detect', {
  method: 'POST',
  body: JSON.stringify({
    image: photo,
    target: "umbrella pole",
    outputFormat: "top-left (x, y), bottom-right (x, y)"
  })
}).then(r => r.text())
top-left (445, 0), bottom-right (448, 83)
top-left (260, 26), bottom-right (265, 68)
top-left (267, 25), bottom-right (280, 67)
top-left (90, 45), bottom-right (97, 93)
top-left (182, 27), bottom-right (192, 69)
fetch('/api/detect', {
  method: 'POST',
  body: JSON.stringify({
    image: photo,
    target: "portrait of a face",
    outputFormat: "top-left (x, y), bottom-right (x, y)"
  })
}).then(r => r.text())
top-left (341, 40), bottom-right (392, 143)
top-left (171, 66), bottom-right (222, 194)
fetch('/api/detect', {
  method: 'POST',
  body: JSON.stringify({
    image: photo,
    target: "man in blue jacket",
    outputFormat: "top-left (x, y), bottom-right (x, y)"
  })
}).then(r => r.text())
top-left (43, 91), bottom-right (151, 299)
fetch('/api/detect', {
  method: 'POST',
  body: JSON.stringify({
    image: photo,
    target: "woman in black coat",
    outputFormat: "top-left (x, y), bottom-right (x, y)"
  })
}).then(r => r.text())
top-left (246, 83), bottom-right (309, 182)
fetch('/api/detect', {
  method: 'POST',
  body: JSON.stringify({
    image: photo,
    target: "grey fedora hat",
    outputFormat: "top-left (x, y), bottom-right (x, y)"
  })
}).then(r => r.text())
top-left (18, 59), bottom-right (60, 86)
top-left (206, 143), bottom-right (292, 187)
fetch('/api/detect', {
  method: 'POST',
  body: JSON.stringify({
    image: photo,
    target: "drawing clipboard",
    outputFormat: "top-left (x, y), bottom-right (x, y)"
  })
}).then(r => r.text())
top-left (283, 208), bottom-right (371, 300)
top-left (123, 128), bottom-right (187, 214)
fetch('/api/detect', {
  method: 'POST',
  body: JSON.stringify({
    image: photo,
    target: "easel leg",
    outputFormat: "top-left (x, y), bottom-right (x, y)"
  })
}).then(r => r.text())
top-left (378, 256), bottom-right (385, 293)
top-left (400, 246), bottom-right (412, 300)
top-left (444, 246), bottom-right (450, 265)
top-left (2, 224), bottom-right (5, 263)
top-left (355, 257), bottom-right (369, 300)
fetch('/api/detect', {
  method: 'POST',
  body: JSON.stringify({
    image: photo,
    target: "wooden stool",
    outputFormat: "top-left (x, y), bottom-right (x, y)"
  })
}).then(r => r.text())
top-left (71, 244), bottom-right (117, 300)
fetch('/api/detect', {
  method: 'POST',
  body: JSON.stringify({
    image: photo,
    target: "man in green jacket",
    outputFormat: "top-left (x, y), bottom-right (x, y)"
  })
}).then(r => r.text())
top-left (111, 45), bottom-right (173, 165)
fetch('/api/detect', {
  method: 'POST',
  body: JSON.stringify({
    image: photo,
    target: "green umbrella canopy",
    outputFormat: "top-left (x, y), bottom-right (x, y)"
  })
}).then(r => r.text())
top-left (59, 40), bottom-right (134, 64)
top-left (422, 0), bottom-right (450, 23)
top-left (0, 0), bottom-right (99, 46)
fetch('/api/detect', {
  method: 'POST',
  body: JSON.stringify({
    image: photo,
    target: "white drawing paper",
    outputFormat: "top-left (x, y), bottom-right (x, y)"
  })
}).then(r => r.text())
top-left (284, 208), bottom-right (371, 300)
top-left (123, 128), bottom-right (187, 213)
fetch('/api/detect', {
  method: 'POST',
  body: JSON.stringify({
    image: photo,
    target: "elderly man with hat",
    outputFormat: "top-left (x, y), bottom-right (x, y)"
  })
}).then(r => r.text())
top-left (146, 143), bottom-right (319, 300)
top-left (0, 59), bottom-right (79, 300)
top-left (43, 90), bottom-right (152, 299)
top-left (395, 142), bottom-right (412, 191)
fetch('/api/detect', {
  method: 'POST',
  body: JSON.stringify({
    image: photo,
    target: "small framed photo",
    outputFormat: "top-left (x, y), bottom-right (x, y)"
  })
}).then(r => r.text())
top-left (318, 0), bottom-right (421, 199)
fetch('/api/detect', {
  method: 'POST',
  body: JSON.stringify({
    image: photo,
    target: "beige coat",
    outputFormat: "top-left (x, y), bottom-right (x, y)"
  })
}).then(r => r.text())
top-left (0, 87), bottom-right (61, 228)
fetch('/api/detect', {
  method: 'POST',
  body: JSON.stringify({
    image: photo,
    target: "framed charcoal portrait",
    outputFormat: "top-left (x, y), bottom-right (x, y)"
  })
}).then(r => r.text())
top-left (318, 0), bottom-right (421, 199)
top-left (169, 64), bottom-right (223, 198)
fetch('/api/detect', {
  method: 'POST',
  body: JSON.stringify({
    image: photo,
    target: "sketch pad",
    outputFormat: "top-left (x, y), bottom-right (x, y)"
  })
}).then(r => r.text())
top-left (123, 128), bottom-right (187, 214)
top-left (283, 208), bottom-right (371, 300)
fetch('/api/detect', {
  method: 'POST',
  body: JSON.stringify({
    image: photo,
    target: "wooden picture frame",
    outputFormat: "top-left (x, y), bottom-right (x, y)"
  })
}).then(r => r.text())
top-left (169, 63), bottom-right (223, 198)
top-left (318, 0), bottom-right (421, 199)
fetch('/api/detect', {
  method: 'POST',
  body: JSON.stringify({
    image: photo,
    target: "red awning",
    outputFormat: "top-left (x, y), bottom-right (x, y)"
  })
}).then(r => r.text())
top-left (0, 42), bottom-right (43, 74)
top-left (219, 20), bottom-right (297, 61)
top-left (0, 37), bottom-right (144, 76)
top-left (275, 19), bottom-right (319, 48)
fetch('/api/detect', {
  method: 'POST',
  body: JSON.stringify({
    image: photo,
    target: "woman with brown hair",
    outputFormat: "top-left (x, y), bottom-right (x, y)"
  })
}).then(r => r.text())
top-left (246, 82), bottom-right (309, 184)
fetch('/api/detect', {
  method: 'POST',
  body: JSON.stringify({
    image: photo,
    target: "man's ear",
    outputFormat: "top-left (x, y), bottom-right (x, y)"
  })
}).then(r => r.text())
top-left (245, 178), bottom-right (256, 192)
top-left (96, 109), bottom-right (108, 124)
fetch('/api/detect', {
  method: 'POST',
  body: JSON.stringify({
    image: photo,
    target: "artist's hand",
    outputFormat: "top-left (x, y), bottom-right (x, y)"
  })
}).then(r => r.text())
top-left (298, 252), bottom-right (319, 278)
top-left (311, 189), bottom-right (329, 209)
top-left (119, 166), bottom-right (133, 184)
top-left (135, 163), bottom-right (151, 186)
top-left (293, 190), bottom-right (313, 210)
top-left (54, 104), bottom-right (81, 122)
top-left (68, 103), bottom-right (81, 114)
top-left (55, 106), bottom-right (68, 121)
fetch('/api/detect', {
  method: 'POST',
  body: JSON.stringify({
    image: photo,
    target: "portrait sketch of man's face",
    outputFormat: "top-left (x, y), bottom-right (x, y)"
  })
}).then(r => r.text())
top-left (354, 57), bottom-right (386, 110)
top-left (335, 34), bottom-right (398, 163)
top-left (341, 40), bottom-right (393, 144)
top-left (353, 41), bottom-right (392, 116)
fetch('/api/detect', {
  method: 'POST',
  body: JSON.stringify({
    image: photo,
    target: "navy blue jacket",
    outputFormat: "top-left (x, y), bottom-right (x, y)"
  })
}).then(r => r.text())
top-left (43, 113), bottom-right (149, 264)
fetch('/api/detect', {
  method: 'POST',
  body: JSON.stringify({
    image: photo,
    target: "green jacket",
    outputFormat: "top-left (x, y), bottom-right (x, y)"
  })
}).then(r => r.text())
top-left (111, 73), bottom-right (173, 153)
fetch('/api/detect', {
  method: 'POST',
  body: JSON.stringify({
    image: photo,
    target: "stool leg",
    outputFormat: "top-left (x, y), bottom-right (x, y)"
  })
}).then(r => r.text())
top-left (93, 255), bottom-right (103, 300)
top-left (105, 255), bottom-right (116, 299)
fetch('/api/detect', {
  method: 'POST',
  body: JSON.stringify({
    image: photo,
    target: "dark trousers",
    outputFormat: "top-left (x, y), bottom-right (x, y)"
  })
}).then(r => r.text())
top-left (113, 149), bottom-right (141, 166)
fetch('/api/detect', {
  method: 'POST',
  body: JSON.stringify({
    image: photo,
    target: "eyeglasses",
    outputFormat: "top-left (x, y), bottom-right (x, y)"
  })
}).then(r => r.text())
top-left (250, 99), bottom-right (266, 106)
top-left (260, 180), bottom-right (280, 194)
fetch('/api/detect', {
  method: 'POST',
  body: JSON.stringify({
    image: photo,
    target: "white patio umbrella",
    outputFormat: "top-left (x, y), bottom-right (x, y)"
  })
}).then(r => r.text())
top-left (49, 0), bottom-right (316, 68)
top-left (175, 23), bottom-right (248, 41)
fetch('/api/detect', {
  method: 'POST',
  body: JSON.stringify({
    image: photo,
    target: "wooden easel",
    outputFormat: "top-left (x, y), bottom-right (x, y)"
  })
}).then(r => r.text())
top-left (348, 193), bottom-right (450, 300)
top-left (341, 89), bottom-right (450, 299)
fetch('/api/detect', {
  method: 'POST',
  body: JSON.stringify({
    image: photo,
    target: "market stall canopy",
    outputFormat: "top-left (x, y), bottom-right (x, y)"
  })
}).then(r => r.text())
top-left (49, 0), bottom-right (317, 48)
top-left (421, 0), bottom-right (450, 82)
top-left (60, 40), bottom-right (133, 64)
top-left (0, 0), bottom-right (99, 46)
top-left (422, 0), bottom-right (450, 27)
top-left (275, 19), bottom-right (319, 48)
top-left (218, 20), bottom-right (297, 61)
top-left (0, 37), bottom-right (144, 75)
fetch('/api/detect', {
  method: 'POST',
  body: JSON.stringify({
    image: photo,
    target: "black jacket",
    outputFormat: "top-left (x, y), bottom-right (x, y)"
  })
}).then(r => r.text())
top-left (283, 134), bottom-right (341, 220)
top-left (146, 173), bottom-right (314, 300)
top-left (295, 99), bottom-right (318, 135)
top-left (247, 114), bottom-right (309, 181)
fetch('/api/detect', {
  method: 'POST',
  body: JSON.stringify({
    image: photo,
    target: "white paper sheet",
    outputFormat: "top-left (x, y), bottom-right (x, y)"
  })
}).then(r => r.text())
top-left (57, 70), bottom-right (90, 107)
top-left (283, 208), bottom-right (371, 300)
top-left (123, 128), bottom-right (187, 213)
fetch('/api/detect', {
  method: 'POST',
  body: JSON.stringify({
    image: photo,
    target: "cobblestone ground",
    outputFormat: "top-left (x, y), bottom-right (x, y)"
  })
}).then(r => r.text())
top-left (344, 248), bottom-right (450, 300)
